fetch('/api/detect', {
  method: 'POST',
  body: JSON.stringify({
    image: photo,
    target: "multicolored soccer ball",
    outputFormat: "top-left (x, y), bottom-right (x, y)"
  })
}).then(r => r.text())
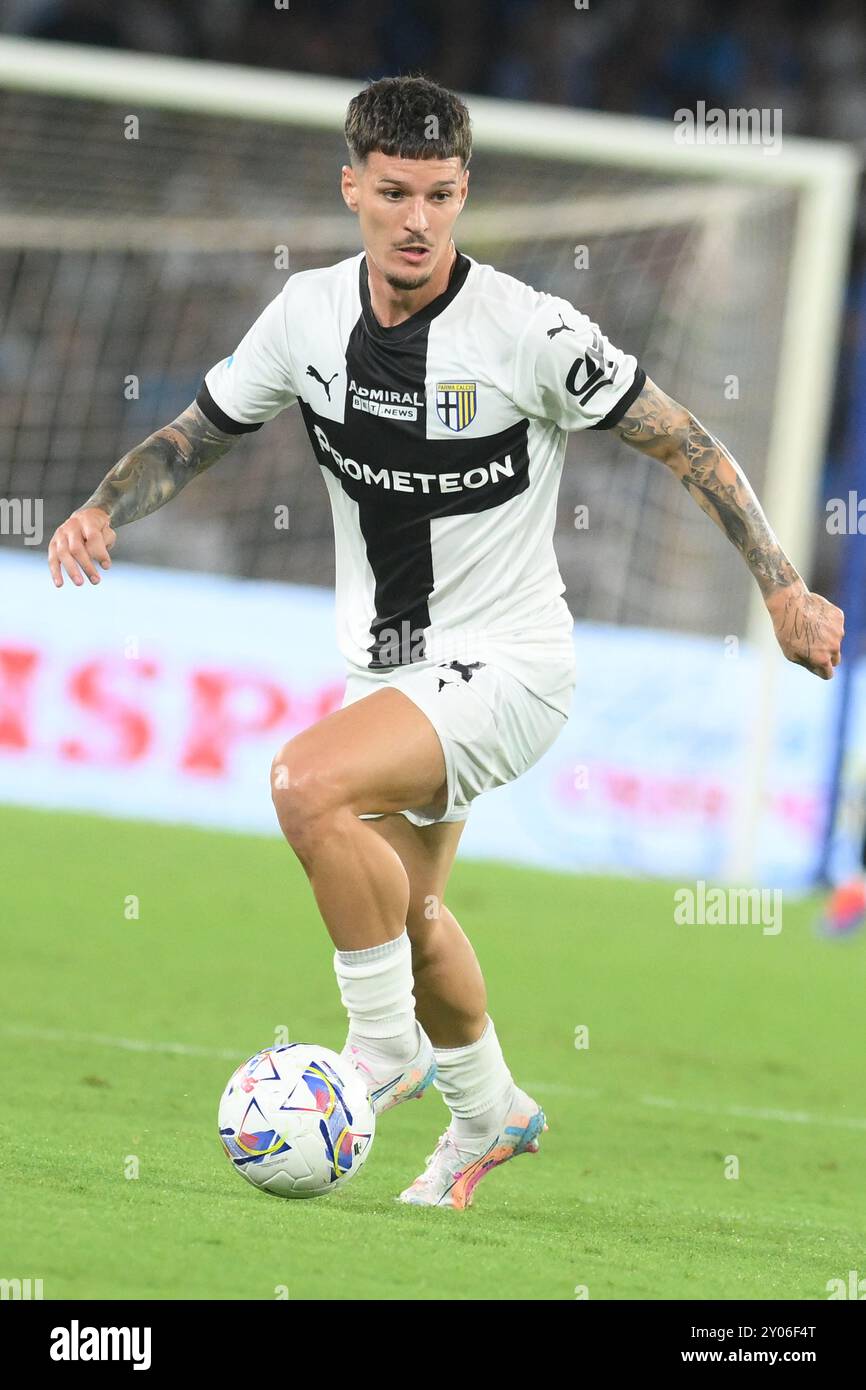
top-left (218, 1044), bottom-right (375, 1198)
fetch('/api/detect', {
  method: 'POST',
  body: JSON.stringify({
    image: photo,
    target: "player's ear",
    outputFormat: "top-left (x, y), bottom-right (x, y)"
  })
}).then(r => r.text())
top-left (340, 164), bottom-right (359, 215)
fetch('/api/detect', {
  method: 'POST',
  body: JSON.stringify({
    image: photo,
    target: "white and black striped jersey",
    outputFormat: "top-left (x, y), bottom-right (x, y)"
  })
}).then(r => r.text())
top-left (198, 248), bottom-right (644, 713)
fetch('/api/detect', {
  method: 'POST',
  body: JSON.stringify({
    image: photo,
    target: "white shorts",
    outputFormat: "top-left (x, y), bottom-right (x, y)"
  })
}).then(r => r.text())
top-left (340, 659), bottom-right (573, 827)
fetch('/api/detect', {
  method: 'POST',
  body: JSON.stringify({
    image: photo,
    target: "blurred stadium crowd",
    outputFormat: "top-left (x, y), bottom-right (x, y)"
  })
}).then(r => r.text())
top-left (1, 0), bottom-right (865, 145)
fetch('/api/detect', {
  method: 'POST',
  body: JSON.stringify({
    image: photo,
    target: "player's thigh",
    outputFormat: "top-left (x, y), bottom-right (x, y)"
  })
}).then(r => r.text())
top-left (366, 813), bottom-right (465, 948)
top-left (271, 687), bottom-right (447, 825)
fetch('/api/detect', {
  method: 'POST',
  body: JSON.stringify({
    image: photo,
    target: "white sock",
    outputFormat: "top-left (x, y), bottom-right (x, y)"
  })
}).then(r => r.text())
top-left (433, 1016), bottom-right (515, 1146)
top-left (333, 930), bottom-right (419, 1073)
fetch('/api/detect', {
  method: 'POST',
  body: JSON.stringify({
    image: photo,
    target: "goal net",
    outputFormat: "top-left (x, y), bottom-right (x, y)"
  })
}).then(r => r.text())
top-left (0, 38), bottom-right (857, 877)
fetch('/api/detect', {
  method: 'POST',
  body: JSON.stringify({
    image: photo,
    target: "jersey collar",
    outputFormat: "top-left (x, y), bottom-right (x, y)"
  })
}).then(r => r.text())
top-left (359, 246), bottom-right (471, 343)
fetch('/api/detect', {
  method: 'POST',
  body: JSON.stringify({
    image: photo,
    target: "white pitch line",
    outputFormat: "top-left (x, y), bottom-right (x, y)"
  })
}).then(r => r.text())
top-left (526, 1079), bottom-right (866, 1132)
top-left (639, 1092), bottom-right (866, 1133)
top-left (1, 1022), bottom-right (242, 1061)
top-left (5, 1026), bottom-right (865, 1133)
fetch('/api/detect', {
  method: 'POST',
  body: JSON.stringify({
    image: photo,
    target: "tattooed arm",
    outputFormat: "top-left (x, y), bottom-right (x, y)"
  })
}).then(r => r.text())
top-left (613, 376), bottom-right (844, 679)
top-left (48, 401), bottom-right (238, 587)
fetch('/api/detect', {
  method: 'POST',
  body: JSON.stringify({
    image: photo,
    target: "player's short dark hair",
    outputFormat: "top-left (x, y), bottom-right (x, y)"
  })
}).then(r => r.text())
top-left (345, 74), bottom-right (472, 169)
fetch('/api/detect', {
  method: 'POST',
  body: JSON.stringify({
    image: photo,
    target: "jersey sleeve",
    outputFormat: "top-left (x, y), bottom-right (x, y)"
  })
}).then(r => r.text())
top-left (197, 282), bottom-right (299, 433)
top-left (512, 296), bottom-right (645, 432)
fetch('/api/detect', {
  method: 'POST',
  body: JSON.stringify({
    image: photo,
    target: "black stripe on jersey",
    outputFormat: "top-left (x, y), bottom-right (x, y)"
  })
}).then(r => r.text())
top-left (589, 364), bottom-right (647, 430)
top-left (301, 247), bottom-right (535, 670)
top-left (195, 381), bottom-right (264, 434)
top-left (299, 402), bottom-right (531, 670)
top-left (300, 249), bottom-right (530, 670)
top-left (359, 249), bottom-right (471, 343)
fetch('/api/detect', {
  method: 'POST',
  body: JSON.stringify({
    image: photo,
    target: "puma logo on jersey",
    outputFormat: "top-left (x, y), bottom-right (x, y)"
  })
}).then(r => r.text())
top-left (437, 660), bottom-right (485, 691)
top-left (546, 313), bottom-right (575, 339)
top-left (565, 328), bottom-right (618, 405)
top-left (307, 364), bottom-right (339, 400)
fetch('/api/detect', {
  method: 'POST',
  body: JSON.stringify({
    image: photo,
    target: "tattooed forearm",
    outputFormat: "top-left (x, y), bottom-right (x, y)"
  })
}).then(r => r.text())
top-left (673, 419), bottom-right (799, 594)
top-left (83, 401), bottom-right (238, 526)
top-left (615, 377), bottom-right (801, 599)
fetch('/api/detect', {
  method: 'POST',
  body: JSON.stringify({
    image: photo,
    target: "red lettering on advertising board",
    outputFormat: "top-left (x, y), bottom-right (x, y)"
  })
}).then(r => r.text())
top-left (180, 670), bottom-right (290, 776)
top-left (0, 647), bottom-right (39, 750)
top-left (60, 657), bottom-right (158, 763)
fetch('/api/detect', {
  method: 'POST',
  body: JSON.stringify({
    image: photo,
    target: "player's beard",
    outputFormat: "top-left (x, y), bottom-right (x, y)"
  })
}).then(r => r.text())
top-left (382, 266), bottom-right (436, 293)
top-left (383, 244), bottom-right (455, 294)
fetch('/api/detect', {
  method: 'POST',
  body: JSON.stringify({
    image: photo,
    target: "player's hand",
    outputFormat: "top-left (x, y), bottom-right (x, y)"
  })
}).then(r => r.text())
top-left (48, 507), bottom-right (116, 588)
top-left (765, 582), bottom-right (844, 679)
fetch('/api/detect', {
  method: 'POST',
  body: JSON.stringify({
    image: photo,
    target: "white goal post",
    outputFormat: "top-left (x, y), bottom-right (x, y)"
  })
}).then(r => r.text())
top-left (0, 35), bottom-right (858, 883)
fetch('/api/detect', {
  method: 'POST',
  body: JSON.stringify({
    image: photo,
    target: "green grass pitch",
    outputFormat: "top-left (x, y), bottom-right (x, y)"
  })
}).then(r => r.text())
top-left (2, 804), bottom-right (864, 1301)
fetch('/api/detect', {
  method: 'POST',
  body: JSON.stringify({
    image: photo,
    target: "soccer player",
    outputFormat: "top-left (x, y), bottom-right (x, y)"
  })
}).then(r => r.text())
top-left (818, 814), bottom-right (866, 938)
top-left (48, 76), bottom-right (844, 1208)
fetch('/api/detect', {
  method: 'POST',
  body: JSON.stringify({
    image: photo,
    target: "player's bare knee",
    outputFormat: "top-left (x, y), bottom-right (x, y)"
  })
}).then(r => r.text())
top-left (270, 747), bottom-right (340, 848)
